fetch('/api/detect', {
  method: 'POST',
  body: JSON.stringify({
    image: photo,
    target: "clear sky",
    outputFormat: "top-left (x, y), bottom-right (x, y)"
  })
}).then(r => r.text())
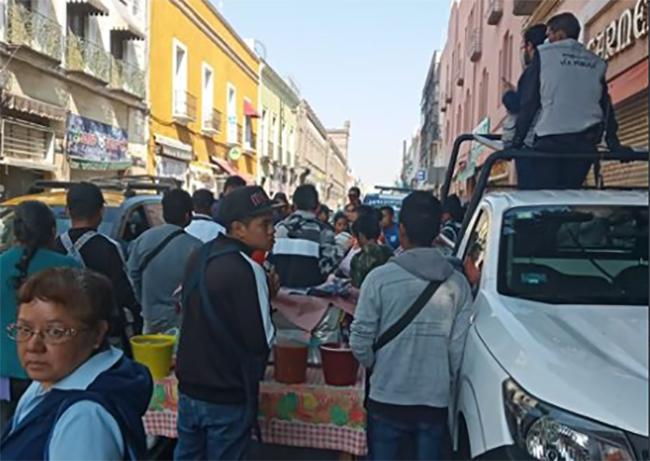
top-left (213, 0), bottom-right (450, 188)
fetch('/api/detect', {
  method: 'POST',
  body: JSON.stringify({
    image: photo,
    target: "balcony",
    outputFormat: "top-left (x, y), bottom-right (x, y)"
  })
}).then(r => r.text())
top-left (468, 30), bottom-right (482, 62)
top-left (6, 0), bottom-right (63, 62)
top-left (455, 66), bottom-right (464, 87)
top-left (66, 33), bottom-right (111, 83)
top-left (109, 58), bottom-right (145, 98)
top-left (202, 108), bottom-right (222, 134)
top-left (513, 0), bottom-right (542, 16)
top-left (486, 0), bottom-right (503, 25)
top-left (173, 90), bottom-right (197, 123)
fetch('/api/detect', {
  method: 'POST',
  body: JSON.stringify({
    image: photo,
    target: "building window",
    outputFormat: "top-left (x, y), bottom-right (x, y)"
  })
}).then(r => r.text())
top-left (243, 98), bottom-right (254, 150)
top-left (499, 32), bottom-right (513, 104)
top-left (479, 68), bottom-right (489, 120)
top-left (464, 90), bottom-right (472, 132)
top-left (172, 39), bottom-right (188, 116)
top-left (260, 109), bottom-right (267, 155)
top-left (227, 84), bottom-right (237, 144)
top-left (201, 63), bottom-right (214, 131)
top-left (271, 114), bottom-right (278, 159)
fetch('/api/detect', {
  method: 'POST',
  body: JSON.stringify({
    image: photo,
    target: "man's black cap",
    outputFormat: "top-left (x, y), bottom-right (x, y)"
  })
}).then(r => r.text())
top-left (219, 186), bottom-right (280, 226)
top-left (66, 182), bottom-right (105, 213)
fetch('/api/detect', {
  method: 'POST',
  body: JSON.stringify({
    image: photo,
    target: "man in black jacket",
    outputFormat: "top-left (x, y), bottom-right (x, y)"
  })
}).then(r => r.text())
top-left (175, 186), bottom-right (279, 460)
top-left (55, 182), bottom-right (142, 344)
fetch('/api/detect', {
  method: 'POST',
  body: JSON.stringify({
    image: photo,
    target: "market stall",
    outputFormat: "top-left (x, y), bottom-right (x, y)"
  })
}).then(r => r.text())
top-left (143, 367), bottom-right (366, 456)
top-left (142, 285), bottom-right (368, 457)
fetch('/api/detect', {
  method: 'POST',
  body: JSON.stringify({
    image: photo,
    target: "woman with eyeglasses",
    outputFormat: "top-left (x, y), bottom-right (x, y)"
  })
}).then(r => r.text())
top-left (0, 201), bottom-right (80, 425)
top-left (0, 267), bottom-right (153, 460)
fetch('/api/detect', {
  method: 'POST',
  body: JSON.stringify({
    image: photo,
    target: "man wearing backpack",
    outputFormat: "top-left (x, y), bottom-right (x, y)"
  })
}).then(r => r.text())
top-left (350, 191), bottom-right (474, 460)
top-left (175, 186), bottom-right (278, 460)
top-left (55, 182), bottom-right (142, 348)
top-left (127, 189), bottom-right (201, 334)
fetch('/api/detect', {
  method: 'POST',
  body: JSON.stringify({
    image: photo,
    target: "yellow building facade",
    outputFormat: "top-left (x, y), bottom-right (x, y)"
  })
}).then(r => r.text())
top-left (148, 0), bottom-right (260, 192)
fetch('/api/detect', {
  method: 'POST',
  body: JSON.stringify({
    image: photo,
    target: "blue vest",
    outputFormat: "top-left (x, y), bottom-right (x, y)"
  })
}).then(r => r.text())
top-left (0, 358), bottom-right (147, 460)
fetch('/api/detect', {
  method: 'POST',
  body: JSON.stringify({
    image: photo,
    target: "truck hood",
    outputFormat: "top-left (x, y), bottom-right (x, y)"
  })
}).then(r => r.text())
top-left (475, 293), bottom-right (648, 435)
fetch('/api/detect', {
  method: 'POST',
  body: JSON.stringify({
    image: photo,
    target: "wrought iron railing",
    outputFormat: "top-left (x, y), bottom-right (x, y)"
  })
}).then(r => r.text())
top-left (66, 32), bottom-right (111, 82)
top-left (202, 108), bottom-right (222, 133)
top-left (173, 90), bottom-right (197, 121)
top-left (486, 0), bottom-right (504, 25)
top-left (110, 58), bottom-right (145, 98)
top-left (6, 0), bottom-right (63, 61)
top-left (468, 30), bottom-right (482, 62)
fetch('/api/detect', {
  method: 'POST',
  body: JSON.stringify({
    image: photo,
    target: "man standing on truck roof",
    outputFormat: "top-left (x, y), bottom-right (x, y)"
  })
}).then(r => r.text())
top-left (512, 13), bottom-right (627, 189)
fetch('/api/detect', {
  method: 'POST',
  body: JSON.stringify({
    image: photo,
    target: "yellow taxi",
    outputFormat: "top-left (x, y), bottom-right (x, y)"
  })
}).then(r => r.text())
top-left (0, 178), bottom-right (170, 253)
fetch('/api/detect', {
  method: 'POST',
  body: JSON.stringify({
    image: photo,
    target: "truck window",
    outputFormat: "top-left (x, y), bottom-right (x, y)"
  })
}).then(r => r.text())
top-left (463, 209), bottom-right (490, 288)
top-left (498, 205), bottom-right (648, 305)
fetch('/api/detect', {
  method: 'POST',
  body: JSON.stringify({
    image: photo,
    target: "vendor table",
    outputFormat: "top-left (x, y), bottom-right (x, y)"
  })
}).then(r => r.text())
top-left (143, 366), bottom-right (368, 456)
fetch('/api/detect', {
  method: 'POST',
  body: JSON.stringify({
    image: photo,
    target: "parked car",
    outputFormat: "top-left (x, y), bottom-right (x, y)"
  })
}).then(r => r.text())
top-left (0, 176), bottom-right (177, 254)
top-left (362, 186), bottom-right (411, 218)
top-left (441, 137), bottom-right (649, 460)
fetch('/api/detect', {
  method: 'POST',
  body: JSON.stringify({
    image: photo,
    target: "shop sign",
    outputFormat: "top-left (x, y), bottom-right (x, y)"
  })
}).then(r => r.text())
top-left (470, 117), bottom-right (490, 163)
top-left (587, 0), bottom-right (649, 61)
top-left (228, 146), bottom-right (242, 161)
top-left (66, 114), bottom-right (128, 163)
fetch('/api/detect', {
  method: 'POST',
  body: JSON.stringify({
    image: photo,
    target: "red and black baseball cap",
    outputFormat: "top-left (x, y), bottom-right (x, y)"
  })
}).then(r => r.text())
top-left (219, 186), bottom-right (282, 227)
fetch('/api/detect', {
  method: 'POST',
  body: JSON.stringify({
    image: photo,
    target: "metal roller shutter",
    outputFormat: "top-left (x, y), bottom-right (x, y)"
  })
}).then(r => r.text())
top-left (601, 91), bottom-right (648, 187)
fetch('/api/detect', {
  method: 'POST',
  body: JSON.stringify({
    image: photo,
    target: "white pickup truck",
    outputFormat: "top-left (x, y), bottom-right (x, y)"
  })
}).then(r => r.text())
top-left (451, 189), bottom-right (648, 460)
top-left (441, 140), bottom-right (649, 460)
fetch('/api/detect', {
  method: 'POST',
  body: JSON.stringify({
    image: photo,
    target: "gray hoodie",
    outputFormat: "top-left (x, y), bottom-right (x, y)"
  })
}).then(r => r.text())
top-left (350, 247), bottom-right (473, 408)
top-left (127, 223), bottom-right (202, 333)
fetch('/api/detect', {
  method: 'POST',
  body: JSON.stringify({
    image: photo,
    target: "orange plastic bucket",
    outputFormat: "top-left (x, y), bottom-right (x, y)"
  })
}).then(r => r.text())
top-left (273, 342), bottom-right (308, 384)
top-left (320, 343), bottom-right (359, 386)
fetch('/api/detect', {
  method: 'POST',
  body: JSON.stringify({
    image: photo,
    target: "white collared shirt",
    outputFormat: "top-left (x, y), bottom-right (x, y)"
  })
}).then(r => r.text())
top-left (185, 213), bottom-right (225, 243)
top-left (12, 347), bottom-right (127, 460)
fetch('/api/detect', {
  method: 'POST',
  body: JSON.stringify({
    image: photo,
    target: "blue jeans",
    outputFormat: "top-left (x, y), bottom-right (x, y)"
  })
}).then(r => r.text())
top-left (174, 393), bottom-right (251, 460)
top-left (367, 412), bottom-right (448, 460)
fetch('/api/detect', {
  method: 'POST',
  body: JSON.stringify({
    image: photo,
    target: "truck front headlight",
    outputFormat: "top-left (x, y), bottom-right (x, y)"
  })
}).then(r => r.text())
top-left (503, 379), bottom-right (636, 461)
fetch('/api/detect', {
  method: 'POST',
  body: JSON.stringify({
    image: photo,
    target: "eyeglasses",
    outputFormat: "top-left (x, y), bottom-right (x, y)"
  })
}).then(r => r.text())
top-left (6, 323), bottom-right (88, 345)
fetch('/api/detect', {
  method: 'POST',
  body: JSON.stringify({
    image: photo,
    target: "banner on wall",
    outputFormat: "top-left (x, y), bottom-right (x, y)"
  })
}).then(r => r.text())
top-left (66, 114), bottom-right (130, 168)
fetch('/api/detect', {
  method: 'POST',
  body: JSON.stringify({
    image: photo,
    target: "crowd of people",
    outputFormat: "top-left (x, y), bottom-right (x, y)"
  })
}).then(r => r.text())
top-left (0, 174), bottom-right (468, 460)
top-left (0, 11), bottom-right (628, 461)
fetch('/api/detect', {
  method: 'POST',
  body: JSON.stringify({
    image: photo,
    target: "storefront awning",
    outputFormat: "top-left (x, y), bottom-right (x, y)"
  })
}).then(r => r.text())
top-left (2, 93), bottom-right (67, 121)
top-left (110, 1), bottom-right (145, 41)
top-left (210, 156), bottom-right (254, 184)
top-left (243, 100), bottom-right (260, 118)
top-left (154, 134), bottom-right (192, 162)
top-left (66, 0), bottom-right (109, 16)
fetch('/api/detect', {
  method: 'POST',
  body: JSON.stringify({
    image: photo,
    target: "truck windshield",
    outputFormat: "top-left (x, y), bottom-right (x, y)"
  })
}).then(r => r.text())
top-left (498, 205), bottom-right (648, 305)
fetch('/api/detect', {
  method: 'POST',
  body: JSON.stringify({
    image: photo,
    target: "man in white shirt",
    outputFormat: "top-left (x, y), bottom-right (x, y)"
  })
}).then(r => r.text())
top-left (186, 189), bottom-right (225, 243)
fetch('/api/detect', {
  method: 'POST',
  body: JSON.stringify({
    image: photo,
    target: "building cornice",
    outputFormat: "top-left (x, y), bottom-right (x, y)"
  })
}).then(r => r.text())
top-left (300, 99), bottom-right (328, 139)
top-left (170, 0), bottom-right (259, 82)
top-left (261, 60), bottom-right (300, 107)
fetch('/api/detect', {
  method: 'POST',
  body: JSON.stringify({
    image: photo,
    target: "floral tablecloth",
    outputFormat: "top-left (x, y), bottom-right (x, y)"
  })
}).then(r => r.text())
top-left (144, 367), bottom-right (368, 456)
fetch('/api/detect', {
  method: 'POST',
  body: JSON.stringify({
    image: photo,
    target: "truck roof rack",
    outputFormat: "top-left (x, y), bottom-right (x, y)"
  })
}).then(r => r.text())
top-left (30, 175), bottom-right (181, 196)
top-left (440, 132), bottom-right (649, 251)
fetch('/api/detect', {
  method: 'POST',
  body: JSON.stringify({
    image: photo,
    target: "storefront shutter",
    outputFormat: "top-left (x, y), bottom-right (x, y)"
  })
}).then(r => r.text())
top-left (0, 118), bottom-right (52, 163)
top-left (600, 91), bottom-right (648, 187)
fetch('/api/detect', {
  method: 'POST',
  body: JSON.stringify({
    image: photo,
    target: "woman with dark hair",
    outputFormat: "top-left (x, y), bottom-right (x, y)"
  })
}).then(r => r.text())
top-left (0, 268), bottom-right (152, 459)
top-left (0, 201), bottom-right (79, 424)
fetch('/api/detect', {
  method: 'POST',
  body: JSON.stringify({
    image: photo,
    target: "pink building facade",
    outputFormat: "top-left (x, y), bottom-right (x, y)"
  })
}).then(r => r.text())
top-left (438, 0), bottom-right (525, 198)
